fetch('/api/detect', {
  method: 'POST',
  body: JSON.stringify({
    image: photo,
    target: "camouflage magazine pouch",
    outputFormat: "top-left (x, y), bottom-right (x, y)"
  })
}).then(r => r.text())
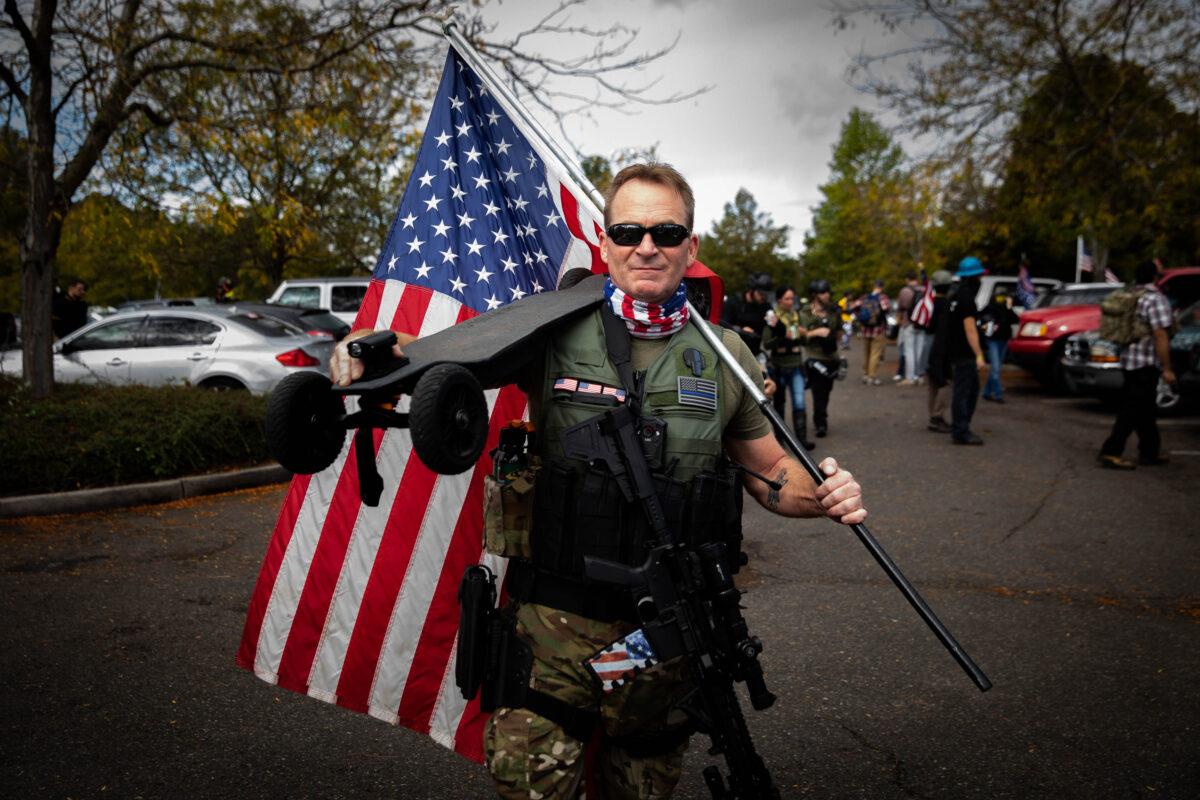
top-left (483, 468), bottom-right (538, 559)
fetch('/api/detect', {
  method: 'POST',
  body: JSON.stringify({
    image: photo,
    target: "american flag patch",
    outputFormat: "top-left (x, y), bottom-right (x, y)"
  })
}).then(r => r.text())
top-left (677, 376), bottom-right (718, 411)
top-left (586, 628), bottom-right (659, 693)
top-left (554, 377), bottom-right (626, 403)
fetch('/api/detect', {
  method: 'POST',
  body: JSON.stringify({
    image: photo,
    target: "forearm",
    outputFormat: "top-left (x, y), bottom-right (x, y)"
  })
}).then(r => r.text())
top-left (743, 453), bottom-right (824, 518)
top-left (1154, 329), bottom-right (1171, 369)
top-left (964, 319), bottom-right (983, 359)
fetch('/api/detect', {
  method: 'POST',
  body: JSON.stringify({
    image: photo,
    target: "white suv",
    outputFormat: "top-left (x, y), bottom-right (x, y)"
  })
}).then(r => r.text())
top-left (267, 277), bottom-right (371, 325)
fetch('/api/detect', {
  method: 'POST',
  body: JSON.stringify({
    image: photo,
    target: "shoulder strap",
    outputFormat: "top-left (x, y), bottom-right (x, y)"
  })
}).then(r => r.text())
top-left (600, 306), bottom-right (642, 414)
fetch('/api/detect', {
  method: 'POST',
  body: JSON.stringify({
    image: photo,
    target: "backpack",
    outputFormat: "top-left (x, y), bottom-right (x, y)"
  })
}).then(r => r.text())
top-left (857, 294), bottom-right (885, 327)
top-left (1099, 288), bottom-right (1150, 345)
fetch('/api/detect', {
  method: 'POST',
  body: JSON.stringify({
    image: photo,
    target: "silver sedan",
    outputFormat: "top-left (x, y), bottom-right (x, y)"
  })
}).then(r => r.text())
top-left (0, 307), bottom-right (334, 395)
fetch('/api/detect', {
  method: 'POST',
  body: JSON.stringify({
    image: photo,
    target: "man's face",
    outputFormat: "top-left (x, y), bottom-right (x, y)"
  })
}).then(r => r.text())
top-left (600, 179), bottom-right (698, 304)
top-left (817, 290), bottom-right (831, 306)
top-left (67, 283), bottom-right (86, 300)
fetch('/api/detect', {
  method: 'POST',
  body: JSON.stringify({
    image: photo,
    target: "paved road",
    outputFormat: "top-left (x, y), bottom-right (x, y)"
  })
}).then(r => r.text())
top-left (3, 344), bottom-right (1198, 799)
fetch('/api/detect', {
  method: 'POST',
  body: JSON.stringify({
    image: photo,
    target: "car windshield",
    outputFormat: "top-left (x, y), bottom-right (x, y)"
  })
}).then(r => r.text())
top-left (1177, 301), bottom-right (1199, 329)
top-left (1037, 286), bottom-right (1119, 308)
top-left (228, 312), bottom-right (304, 337)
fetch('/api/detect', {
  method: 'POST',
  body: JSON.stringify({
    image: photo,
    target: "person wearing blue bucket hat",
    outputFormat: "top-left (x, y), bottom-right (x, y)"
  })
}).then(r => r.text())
top-left (938, 256), bottom-right (988, 444)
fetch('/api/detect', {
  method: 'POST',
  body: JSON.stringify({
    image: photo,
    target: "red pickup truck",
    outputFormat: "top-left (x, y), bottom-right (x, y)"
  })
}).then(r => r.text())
top-left (1008, 268), bottom-right (1200, 390)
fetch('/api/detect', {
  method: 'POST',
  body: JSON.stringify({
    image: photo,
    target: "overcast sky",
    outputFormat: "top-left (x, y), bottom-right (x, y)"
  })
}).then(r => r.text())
top-left (480, 0), bottom-right (905, 256)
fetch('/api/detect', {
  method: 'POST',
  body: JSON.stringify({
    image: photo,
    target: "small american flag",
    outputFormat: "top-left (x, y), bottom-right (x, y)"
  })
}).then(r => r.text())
top-left (586, 628), bottom-right (659, 693)
top-left (1015, 264), bottom-right (1038, 308)
top-left (911, 272), bottom-right (934, 328)
top-left (1077, 236), bottom-right (1094, 274)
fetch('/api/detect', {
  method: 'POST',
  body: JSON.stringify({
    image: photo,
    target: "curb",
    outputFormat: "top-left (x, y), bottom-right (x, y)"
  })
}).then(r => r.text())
top-left (0, 463), bottom-right (292, 520)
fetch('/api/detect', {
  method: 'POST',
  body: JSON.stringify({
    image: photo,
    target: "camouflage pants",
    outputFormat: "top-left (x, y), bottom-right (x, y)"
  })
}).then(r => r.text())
top-left (484, 603), bottom-right (692, 799)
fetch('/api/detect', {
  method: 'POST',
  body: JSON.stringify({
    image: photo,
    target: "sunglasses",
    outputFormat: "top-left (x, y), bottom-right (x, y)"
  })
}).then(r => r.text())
top-left (605, 223), bottom-right (691, 248)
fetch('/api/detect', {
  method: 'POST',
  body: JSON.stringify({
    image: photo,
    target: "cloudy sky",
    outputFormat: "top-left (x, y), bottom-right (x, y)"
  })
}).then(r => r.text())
top-left (480, 0), bottom-right (907, 256)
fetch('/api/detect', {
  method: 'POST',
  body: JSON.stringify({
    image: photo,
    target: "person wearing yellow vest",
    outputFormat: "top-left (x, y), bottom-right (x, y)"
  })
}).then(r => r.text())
top-left (330, 163), bottom-right (867, 799)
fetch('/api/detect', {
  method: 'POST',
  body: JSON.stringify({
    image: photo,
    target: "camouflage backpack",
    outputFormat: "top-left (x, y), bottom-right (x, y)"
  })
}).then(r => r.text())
top-left (1099, 288), bottom-right (1150, 345)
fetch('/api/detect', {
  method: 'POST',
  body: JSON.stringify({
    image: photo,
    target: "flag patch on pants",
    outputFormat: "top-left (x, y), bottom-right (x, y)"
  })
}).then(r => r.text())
top-left (677, 376), bottom-right (718, 411)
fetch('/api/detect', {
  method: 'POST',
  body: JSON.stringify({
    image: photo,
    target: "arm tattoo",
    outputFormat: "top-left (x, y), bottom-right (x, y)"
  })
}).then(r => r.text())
top-left (766, 470), bottom-right (788, 511)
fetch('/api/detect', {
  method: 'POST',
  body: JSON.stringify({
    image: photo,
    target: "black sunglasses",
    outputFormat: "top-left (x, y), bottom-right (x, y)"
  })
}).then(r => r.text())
top-left (605, 223), bottom-right (691, 248)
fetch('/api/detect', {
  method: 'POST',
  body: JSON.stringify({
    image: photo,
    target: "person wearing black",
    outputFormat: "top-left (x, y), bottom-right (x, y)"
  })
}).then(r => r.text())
top-left (797, 279), bottom-right (841, 439)
top-left (933, 257), bottom-right (987, 445)
top-left (721, 271), bottom-right (773, 355)
top-left (979, 290), bottom-right (1020, 403)
top-left (923, 270), bottom-right (955, 432)
top-left (51, 278), bottom-right (89, 339)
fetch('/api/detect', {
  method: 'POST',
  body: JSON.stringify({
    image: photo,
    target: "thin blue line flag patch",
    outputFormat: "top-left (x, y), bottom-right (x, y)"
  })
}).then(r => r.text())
top-left (677, 376), bottom-right (718, 411)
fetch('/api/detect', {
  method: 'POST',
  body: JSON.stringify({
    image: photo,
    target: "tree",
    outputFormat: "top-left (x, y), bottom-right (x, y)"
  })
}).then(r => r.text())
top-left (803, 108), bottom-right (916, 293)
top-left (1, 0), bottom-right (700, 397)
top-left (838, 0), bottom-right (1200, 173)
top-left (991, 54), bottom-right (1200, 279)
top-left (699, 188), bottom-right (798, 292)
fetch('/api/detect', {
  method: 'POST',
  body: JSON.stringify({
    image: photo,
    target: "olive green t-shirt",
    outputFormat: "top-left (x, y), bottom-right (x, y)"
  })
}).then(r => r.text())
top-left (519, 323), bottom-right (771, 442)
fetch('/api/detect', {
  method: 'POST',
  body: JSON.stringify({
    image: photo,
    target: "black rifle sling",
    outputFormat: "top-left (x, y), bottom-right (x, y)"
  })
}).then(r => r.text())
top-left (600, 306), bottom-right (642, 415)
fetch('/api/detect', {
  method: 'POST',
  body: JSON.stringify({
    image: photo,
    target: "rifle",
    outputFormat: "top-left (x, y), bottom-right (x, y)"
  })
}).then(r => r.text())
top-left (563, 404), bottom-right (780, 799)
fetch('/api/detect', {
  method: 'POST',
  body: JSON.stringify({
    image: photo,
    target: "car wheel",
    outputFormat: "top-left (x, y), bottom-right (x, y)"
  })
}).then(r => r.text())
top-left (409, 363), bottom-right (489, 475)
top-left (265, 372), bottom-right (345, 474)
top-left (200, 376), bottom-right (247, 392)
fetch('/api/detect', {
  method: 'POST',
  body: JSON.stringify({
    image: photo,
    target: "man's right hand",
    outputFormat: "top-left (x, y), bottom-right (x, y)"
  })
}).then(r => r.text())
top-left (1163, 368), bottom-right (1178, 386)
top-left (331, 329), bottom-right (413, 387)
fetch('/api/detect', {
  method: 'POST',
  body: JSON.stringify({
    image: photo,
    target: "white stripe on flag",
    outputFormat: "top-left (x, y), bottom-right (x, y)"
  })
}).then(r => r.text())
top-left (368, 387), bottom-right (501, 722)
top-left (255, 439), bottom-right (354, 681)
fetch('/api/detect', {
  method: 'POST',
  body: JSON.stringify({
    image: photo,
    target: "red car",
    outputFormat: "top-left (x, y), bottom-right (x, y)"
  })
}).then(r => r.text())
top-left (1008, 283), bottom-right (1122, 389)
top-left (1010, 268), bottom-right (1200, 390)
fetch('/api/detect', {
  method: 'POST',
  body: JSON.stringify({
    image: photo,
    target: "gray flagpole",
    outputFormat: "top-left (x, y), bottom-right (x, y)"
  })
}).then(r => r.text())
top-left (441, 17), bottom-right (990, 693)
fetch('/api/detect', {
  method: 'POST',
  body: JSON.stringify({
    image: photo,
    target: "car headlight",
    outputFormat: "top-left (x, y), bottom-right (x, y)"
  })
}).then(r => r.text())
top-left (1019, 322), bottom-right (1047, 337)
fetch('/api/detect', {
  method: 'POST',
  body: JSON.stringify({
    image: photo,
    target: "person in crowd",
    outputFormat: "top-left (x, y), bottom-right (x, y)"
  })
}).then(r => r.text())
top-left (762, 284), bottom-right (812, 449)
top-left (331, 163), bottom-right (867, 798)
top-left (798, 279), bottom-right (842, 440)
top-left (938, 257), bottom-right (987, 445)
top-left (858, 280), bottom-right (890, 385)
top-left (979, 290), bottom-right (1020, 403)
top-left (1098, 260), bottom-right (1176, 469)
top-left (923, 270), bottom-right (955, 432)
top-left (215, 276), bottom-right (238, 303)
top-left (51, 278), bottom-right (89, 339)
top-left (837, 290), bottom-right (854, 350)
top-left (894, 272), bottom-right (920, 384)
top-left (721, 271), bottom-right (774, 355)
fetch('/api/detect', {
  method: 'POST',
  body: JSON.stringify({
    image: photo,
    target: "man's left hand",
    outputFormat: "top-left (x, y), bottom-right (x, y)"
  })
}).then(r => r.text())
top-left (814, 457), bottom-right (867, 525)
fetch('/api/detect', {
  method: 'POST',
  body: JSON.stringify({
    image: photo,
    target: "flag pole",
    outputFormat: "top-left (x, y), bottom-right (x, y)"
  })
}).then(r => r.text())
top-left (442, 20), bottom-right (608, 218)
top-left (1075, 236), bottom-right (1082, 284)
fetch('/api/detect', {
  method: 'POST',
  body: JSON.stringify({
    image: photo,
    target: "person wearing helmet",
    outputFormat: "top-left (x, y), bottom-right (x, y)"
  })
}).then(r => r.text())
top-left (216, 276), bottom-right (238, 303)
top-left (797, 278), bottom-right (842, 440)
top-left (762, 284), bottom-right (812, 449)
top-left (721, 271), bottom-right (774, 355)
top-left (936, 257), bottom-right (987, 445)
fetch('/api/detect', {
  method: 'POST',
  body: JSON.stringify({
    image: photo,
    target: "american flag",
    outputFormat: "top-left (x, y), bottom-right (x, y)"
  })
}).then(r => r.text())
top-left (1015, 264), bottom-right (1038, 308)
top-left (1104, 268), bottom-right (1120, 284)
top-left (910, 271), bottom-right (934, 328)
top-left (586, 628), bottom-right (659, 693)
top-left (1076, 236), bottom-right (1094, 276)
top-left (237, 47), bottom-right (723, 763)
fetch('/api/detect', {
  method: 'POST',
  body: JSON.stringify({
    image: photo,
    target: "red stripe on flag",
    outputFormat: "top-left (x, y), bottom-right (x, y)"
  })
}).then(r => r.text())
top-left (354, 279), bottom-right (386, 331)
top-left (395, 384), bottom-right (527, 733)
top-left (390, 283), bottom-right (435, 336)
top-left (453, 693), bottom-right (488, 763)
top-left (275, 429), bottom-right (385, 692)
top-left (332, 448), bottom-right (441, 712)
top-left (559, 183), bottom-right (605, 271)
top-left (236, 473), bottom-right (313, 671)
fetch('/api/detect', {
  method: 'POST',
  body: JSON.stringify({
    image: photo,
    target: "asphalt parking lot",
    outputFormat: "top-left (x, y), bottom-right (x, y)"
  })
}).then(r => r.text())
top-left (2, 344), bottom-right (1197, 799)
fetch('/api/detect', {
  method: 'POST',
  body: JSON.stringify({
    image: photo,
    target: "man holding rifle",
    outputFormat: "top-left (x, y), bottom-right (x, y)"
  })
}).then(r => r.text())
top-left (331, 163), bottom-right (866, 799)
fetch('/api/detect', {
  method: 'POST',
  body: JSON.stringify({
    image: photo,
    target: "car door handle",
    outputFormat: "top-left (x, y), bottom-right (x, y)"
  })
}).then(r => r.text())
top-left (187, 353), bottom-right (208, 361)
top-left (107, 358), bottom-right (126, 366)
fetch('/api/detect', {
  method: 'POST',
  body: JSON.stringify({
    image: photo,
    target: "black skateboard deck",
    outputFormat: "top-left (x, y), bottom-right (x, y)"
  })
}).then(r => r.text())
top-left (337, 273), bottom-right (606, 396)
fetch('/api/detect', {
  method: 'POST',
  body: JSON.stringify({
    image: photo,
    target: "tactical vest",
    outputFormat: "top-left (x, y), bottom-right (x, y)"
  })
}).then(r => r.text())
top-left (515, 309), bottom-right (743, 607)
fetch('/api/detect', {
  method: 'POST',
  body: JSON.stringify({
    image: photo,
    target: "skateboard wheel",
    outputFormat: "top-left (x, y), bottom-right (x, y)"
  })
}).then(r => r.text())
top-left (410, 363), bottom-right (489, 475)
top-left (265, 372), bottom-right (345, 474)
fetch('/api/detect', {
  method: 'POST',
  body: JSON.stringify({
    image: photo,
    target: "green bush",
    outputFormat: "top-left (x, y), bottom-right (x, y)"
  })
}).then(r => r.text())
top-left (0, 376), bottom-right (269, 496)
